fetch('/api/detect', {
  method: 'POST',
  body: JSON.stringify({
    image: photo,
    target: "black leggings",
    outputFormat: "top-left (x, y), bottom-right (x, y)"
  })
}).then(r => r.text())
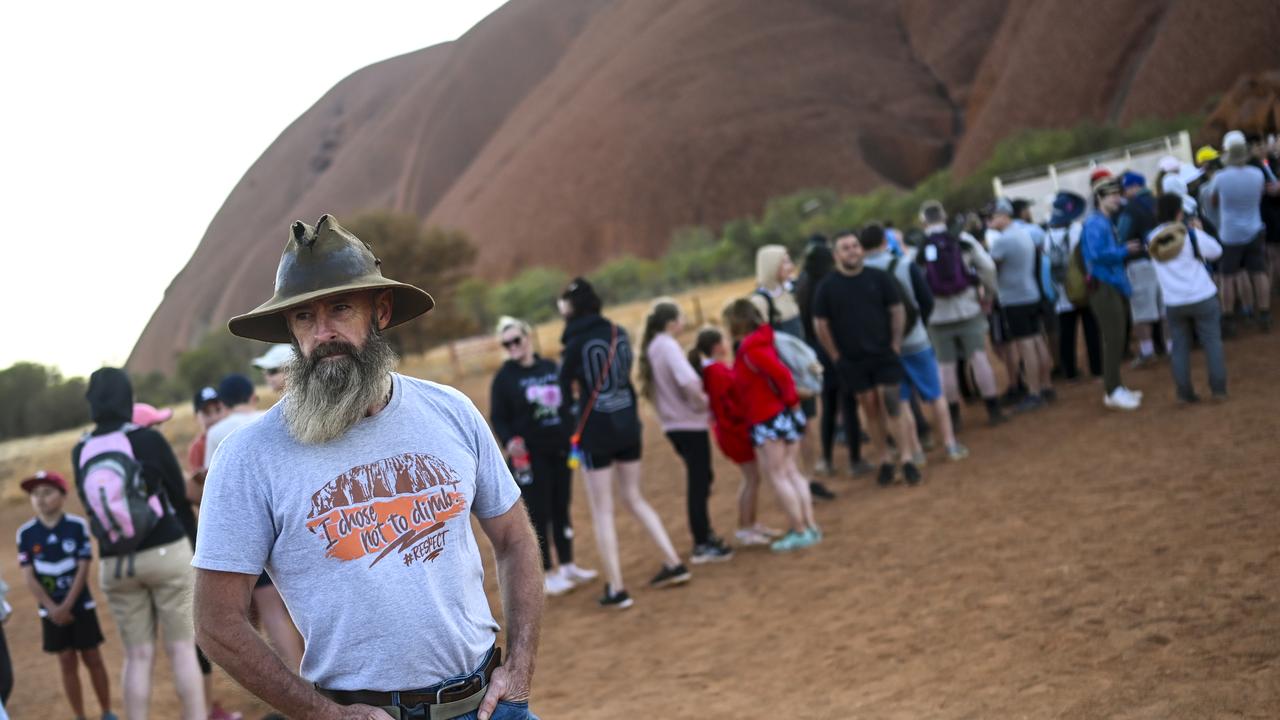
top-left (0, 622), bottom-right (12, 705)
top-left (521, 449), bottom-right (575, 571)
top-left (666, 430), bottom-right (715, 546)
top-left (1058, 307), bottom-right (1102, 379)
top-left (820, 376), bottom-right (863, 465)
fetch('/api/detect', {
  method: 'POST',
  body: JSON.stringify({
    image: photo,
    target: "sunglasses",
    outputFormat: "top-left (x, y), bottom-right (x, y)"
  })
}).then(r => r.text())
top-left (264, 368), bottom-right (283, 377)
top-left (501, 336), bottom-right (524, 349)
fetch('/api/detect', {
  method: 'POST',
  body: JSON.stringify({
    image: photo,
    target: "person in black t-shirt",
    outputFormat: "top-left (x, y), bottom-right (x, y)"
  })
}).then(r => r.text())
top-left (812, 230), bottom-right (924, 486)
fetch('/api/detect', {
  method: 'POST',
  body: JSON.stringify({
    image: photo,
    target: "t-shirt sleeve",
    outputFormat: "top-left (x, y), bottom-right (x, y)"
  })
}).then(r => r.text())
top-left (466, 395), bottom-right (522, 520)
top-left (191, 433), bottom-right (275, 576)
top-left (989, 235), bottom-right (1007, 261)
top-left (74, 519), bottom-right (93, 560)
top-left (812, 280), bottom-right (830, 320)
top-left (15, 529), bottom-right (30, 566)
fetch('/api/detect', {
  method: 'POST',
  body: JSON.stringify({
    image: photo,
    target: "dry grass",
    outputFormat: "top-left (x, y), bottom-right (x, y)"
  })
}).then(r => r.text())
top-left (0, 278), bottom-right (757, 504)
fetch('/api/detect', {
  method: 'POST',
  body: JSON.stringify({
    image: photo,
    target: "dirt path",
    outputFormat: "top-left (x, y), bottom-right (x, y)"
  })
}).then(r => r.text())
top-left (2, 331), bottom-right (1277, 719)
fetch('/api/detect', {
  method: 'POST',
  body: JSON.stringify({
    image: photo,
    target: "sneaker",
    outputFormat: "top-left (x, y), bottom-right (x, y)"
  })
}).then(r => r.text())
top-left (752, 523), bottom-right (783, 539)
top-left (1015, 395), bottom-right (1045, 413)
top-left (734, 527), bottom-right (771, 547)
top-left (1121, 386), bottom-right (1144, 401)
top-left (919, 432), bottom-right (936, 452)
top-left (770, 530), bottom-right (815, 553)
top-left (1104, 387), bottom-right (1140, 411)
top-left (560, 563), bottom-right (599, 584)
top-left (809, 481), bottom-right (837, 501)
top-left (877, 463), bottom-right (896, 487)
top-left (1176, 392), bottom-right (1202, 405)
top-left (598, 585), bottom-right (634, 610)
top-left (806, 526), bottom-right (823, 543)
top-left (902, 462), bottom-right (923, 486)
top-left (945, 442), bottom-right (970, 461)
top-left (691, 538), bottom-right (734, 564)
top-left (649, 563), bottom-right (691, 588)
top-left (850, 460), bottom-right (875, 477)
top-left (910, 450), bottom-right (927, 468)
top-left (544, 570), bottom-right (575, 597)
top-left (813, 459), bottom-right (835, 477)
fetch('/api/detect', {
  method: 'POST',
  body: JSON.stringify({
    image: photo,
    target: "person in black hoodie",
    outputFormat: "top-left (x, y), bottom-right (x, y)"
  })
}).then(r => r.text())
top-left (490, 316), bottom-right (598, 598)
top-left (72, 368), bottom-right (206, 720)
top-left (557, 278), bottom-right (689, 610)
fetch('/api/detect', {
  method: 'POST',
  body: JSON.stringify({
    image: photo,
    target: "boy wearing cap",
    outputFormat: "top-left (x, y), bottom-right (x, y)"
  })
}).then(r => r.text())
top-left (16, 471), bottom-right (116, 720)
top-left (252, 344), bottom-right (294, 395)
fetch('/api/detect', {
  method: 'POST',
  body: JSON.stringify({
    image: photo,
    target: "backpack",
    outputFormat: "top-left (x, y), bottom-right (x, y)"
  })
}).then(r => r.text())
top-left (1065, 243), bottom-right (1090, 308)
top-left (76, 425), bottom-right (167, 578)
top-left (920, 231), bottom-right (977, 297)
top-left (1033, 246), bottom-right (1058, 305)
top-left (1047, 227), bottom-right (1072, 286)
top-left (772, 330), bottom-right (823, 398)
top-left (887, 256), bottom-right (921, 331)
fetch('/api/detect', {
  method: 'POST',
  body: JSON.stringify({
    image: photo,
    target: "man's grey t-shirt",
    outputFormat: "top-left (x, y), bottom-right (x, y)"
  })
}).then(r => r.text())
top-left (192, 373), bottom-right (522, 691)
top-left (989, 225), bottom-right (1040, 306)
top-left (1210, 165), bottom-right (1265, 246)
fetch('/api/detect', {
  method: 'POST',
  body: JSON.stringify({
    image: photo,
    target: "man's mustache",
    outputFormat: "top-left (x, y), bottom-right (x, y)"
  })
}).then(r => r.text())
top-left (311, 341), bottom-right (358, 361)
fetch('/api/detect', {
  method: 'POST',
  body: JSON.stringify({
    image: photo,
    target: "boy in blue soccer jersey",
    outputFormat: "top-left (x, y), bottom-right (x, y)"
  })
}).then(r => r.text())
top-left (16, 471), bottom-right (116, 720)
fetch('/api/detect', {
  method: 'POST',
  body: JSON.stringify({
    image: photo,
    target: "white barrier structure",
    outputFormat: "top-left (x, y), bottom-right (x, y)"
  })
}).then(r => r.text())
top-left (993, 131), bottom-right (1195, 223)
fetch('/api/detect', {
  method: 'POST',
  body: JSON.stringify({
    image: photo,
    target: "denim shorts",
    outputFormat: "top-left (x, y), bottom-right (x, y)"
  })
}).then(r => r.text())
top-left (899, 347), bottom-right (943, 402)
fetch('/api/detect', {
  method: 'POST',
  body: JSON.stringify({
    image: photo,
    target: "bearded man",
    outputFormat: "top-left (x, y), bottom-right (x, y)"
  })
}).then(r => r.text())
top-left (192, 215), bottom-right (543, 720)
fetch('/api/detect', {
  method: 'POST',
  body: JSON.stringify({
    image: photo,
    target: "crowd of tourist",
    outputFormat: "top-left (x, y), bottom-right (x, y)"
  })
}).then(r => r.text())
top-left (3, 130), bottom-right (1277, 719)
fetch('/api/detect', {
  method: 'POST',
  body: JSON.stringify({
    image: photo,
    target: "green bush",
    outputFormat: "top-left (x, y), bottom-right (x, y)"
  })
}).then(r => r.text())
top-left (588, 256), bottom-right (663, 306)
top-left (491, 267), bottom-right (569, 325)
top-left (0, 363), bottom-right (90, 440)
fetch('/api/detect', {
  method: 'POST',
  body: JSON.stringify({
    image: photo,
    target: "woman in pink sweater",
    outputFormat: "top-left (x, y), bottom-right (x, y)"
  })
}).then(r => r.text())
top-left (638, 299), bottom-right (734, 564)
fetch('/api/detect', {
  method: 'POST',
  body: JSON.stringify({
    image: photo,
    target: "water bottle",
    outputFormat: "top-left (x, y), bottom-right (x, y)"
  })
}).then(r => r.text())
top-left (511, 438), bottom-right (533, 486)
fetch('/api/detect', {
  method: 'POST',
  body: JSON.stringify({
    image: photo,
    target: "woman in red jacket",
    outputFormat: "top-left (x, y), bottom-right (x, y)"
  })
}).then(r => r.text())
top-left (722, 299), bottom-right (820, 552)
top-left (688, 327), bottom-right (781, 547)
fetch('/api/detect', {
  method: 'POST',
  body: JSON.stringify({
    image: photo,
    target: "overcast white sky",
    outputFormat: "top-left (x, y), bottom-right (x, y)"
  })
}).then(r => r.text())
top-left (0, 1), bottom-right (508, 378)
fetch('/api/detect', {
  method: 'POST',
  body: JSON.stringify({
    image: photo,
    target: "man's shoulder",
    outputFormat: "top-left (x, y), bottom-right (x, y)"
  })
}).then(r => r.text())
top-left (397, 374), bottom-right (481, 414)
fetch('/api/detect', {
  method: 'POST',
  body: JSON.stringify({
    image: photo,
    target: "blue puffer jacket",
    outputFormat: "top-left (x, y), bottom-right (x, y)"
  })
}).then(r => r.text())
top-left (1081, 210), bottom-right (1131, 296)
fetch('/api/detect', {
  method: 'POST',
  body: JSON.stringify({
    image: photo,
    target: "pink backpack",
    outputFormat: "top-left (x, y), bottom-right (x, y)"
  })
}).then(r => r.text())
top-left (76, 426), bottom-right (166, 577)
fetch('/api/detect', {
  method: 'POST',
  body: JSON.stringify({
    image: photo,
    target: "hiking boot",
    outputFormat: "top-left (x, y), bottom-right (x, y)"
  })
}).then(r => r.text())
top-left (770, 530), bottom-right (816, 553)
top-left (813, 459), bottom-right (835, 477)
top-left (902, 462), bottom-right (923, 486)
top-left (691, 538), bottom-right (734, 564)
top-left (1130, 354), bottom-right (1157, 370)
top-left (984, 398), bottom-right (1008, 426)
top-left (734, 527), bottom-right (772, 547)
top-left (877, 463), bottom-right (896, 487)
top-left (598, 585), bottom-right (634, 610)
top-left (945, 442), bottom-right (970, 461)
top-left (544, 570), bottom-right (575, 597)
top-left (1104, 387), bottom-right (1141, 411)
top-left (1001, 387), bottom-right (1026, 407)
top-left (1175, 391), bottom-right (1202, 405)
top-left (850, 460), bottom-right (875, 477)
top-left (560, 563), bottom-right (599, 585)
top-left (809, 481), bottom-right (837, 501)
top-left (1015, 395), bottom-right (1045, 413)
top-left (649, 563), bottom-right (691, 588)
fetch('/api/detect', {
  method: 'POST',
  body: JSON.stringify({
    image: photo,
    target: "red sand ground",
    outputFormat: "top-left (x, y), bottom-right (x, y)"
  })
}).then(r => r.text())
top-left (3, 331), bottom-right (1278, 718)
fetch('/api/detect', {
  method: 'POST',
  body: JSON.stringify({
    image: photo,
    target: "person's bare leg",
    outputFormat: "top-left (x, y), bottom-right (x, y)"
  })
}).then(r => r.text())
top-left (57, 650), bottom-right (85, 718)
top-left (939, 361), bottom-right (960, 403)
top-left (615, 460), bottom-right (681, 567)
top-left (858, 391), bottom-right (892, 464)
top-left (1015, 338), bottom-right (1042, 395)
top-left (1252, 272), bottom-right (1271, 311)
top-left (759, 440), bottom-right (806, 532)
top-left (783, 442), bottom-right (816, 527)
top-left (1034, 336), bottom-right (1054, 391)
top-left (582, 467), bottom-right (624, 591)
top-left (165, 641), bottom-right (207, 720)
top-left (898, 398), bottom-right (923, 457)
top-left (1221, 272), bottom-right (1237, 313)
top-left (736, 461), bottom-right (762, 530)
top-left (879, 386), bottom-right (915, 464)
top-left (929, 396), bottom-right (957, 447)
top-left (1236, 273), bottom-right (1254, 309)
top-left (969, 350), bottom-right (1000, 398)
top-left (252, 583), bottom-right (304, 671)
top-left (81, 647), bottom-right (112, 716)
top-left (122, 642), bottom-right (155, 720)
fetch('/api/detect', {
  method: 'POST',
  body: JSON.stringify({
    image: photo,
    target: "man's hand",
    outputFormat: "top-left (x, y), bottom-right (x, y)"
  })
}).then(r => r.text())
top-left (50, 605), bottom-right (74, 626)
top-left (1125, 241), bottom-right (1143, 255)
top-left (477, 663), bottom-right (530, 720)
top-left (332, 705), bottom-right (394, 720)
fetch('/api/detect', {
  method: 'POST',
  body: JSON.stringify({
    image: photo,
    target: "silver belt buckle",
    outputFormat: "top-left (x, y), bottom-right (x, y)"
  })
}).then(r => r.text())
top-left (435, 678), bottom-right (470, 705)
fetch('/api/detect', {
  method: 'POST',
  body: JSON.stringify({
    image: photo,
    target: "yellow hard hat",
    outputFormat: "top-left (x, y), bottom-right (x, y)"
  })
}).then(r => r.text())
top-left (1195, 145), bottom-right (1221, 166)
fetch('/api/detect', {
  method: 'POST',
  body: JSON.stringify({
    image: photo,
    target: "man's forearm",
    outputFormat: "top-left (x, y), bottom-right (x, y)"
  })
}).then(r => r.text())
top-left (197, 606), bottom-right (336, 718)
top-left (495, 531), bottom-right (543, 699)
top-left (889, 306), bottom-right (905, 350)
top-left (814, 321), bottom-right (839, 361)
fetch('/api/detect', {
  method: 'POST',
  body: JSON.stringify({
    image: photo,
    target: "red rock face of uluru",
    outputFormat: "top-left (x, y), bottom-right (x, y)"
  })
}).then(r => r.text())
top-left (128, 0), bottom-right (1280, 374)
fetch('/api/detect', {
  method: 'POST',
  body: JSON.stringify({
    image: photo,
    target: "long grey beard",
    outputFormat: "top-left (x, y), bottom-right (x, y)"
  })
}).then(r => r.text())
top-left (283, 330), bottom-right (397, 445)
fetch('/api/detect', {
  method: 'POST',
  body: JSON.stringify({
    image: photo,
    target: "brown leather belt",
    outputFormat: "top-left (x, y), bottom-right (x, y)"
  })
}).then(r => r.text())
top-left (318, 647), bottom-right (501, 709)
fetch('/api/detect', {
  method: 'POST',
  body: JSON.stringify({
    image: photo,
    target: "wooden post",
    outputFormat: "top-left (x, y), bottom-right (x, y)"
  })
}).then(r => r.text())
top-left (692, 295), bottom-right (704, 327)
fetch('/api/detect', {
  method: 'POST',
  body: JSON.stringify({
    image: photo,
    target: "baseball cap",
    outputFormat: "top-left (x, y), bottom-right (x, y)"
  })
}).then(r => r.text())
top-left (1120, 171), bottom-right (1146, 189)
top-left (132, 402), bottom-right (173, 427)
top-left (193, 386), bottom-right (220, 413)
top-left (252, 344), bottom-right (295, 372)
top-left (217, 374), bottom-right (255, 407)
top-left (1194, 146), bottom-right (1221, 166)
top-left (1157, 156), bottom-right (1181, 174)
top-left (1223, 130), bottom-right (1247, 150)
top-left (21, 470), bottom-right (67, 495)
top-left (992, 197), bottom-right (1014, 216)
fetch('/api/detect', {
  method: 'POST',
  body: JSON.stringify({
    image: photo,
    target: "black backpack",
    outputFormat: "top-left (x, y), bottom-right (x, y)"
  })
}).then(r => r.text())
top-left (887, 257), bottom-right (920, 331)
